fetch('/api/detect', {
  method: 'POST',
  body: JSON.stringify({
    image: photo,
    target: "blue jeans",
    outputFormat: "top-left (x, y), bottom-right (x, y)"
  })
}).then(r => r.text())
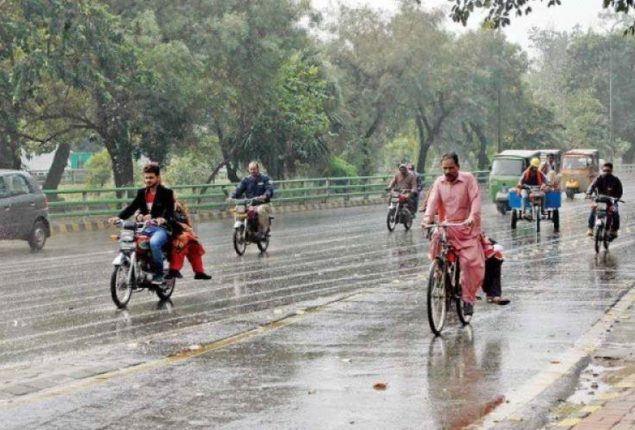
top-left (143, 226), bottom-right (169, 275)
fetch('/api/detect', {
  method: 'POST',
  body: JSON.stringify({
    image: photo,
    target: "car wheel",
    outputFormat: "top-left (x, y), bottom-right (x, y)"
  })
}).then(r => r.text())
top-left (28, 220), bottom-right (48, 251)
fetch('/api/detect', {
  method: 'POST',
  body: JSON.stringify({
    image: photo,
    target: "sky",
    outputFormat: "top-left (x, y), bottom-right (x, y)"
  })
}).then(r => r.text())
top-left (311, 0), bottom-right (619, 54)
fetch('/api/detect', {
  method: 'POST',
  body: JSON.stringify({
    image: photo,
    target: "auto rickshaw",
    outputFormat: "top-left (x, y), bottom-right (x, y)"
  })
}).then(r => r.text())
top-left (561, 149), bottom-right (600, 199)
top-left (488, 150), bottom-right (541, 215)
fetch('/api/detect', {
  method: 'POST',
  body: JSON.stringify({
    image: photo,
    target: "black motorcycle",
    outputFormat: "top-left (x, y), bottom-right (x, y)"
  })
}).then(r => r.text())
top-left (386, 188), bottom-right (413, 232)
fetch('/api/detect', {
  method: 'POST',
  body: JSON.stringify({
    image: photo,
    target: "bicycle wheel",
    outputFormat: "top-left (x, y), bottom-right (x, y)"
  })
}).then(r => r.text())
top-left (453, 262), bottom-right (472, 325)
top-left (427, 259), bottom-right (448, 336)
top-left (594, 225), bottom-right (603, 254)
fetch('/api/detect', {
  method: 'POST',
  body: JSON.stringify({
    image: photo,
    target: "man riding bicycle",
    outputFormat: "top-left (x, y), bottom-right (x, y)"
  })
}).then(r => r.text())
top-left (422, 152), bottom-right (484, 316)
top-left (586, 162), bottom-right (623, 238)
top-left (517, 157), bottom-right (548, 218)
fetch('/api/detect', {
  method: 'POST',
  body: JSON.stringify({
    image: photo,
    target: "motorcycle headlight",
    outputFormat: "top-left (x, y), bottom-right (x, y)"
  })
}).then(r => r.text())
top-left (120, 231), bottom-right (135, 242)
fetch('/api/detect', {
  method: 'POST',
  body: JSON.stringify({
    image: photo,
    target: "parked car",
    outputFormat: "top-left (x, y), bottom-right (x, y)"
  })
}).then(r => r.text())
top-left (0, 170), bottom-right (50, 250)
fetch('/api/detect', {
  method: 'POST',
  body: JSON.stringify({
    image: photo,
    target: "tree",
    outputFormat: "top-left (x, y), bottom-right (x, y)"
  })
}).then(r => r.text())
top-left (441, 0), bottom-right (635, 33)
top-left (85, 150), bottom-right (113, 188)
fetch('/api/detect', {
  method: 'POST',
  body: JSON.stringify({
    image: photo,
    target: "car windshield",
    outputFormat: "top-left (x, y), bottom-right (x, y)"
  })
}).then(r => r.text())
top-left (491, 158), bottom-right (524, 176)
top-left (563, 156), bottom-right (591, 169)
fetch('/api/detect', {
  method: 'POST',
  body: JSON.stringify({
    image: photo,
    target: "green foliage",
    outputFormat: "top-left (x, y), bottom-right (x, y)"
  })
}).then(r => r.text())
top-left (325, 155), bottom-right (358, 178)
top-left (85, 150), bottom-right (112, 188)
top-left (444, 0), bottom-right (635, 33)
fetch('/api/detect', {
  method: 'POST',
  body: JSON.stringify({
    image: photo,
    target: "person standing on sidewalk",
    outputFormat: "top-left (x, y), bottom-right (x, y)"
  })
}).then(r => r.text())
top-left (422, 152), bottom-right (485, 316)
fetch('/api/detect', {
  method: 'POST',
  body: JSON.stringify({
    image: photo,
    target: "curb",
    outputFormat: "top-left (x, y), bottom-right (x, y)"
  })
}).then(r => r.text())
top-left (468, 283), bottom-right (635, 429)
top-left (51, 197), bottom-right (386, 235)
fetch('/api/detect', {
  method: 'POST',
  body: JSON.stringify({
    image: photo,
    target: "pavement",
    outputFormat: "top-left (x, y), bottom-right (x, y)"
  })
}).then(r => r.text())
top-left (545, 298), bottom-right (635, 430)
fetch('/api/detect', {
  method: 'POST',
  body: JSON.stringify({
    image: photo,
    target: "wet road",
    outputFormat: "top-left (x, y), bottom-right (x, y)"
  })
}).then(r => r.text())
top-left (0, 179), bottom-right (634, 429)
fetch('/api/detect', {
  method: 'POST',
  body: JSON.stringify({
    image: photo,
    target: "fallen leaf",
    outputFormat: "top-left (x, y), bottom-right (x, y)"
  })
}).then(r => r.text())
top-left (551, 360), bottom-right (561, 364)
top-left (373, 383), bottom-right (388, 391)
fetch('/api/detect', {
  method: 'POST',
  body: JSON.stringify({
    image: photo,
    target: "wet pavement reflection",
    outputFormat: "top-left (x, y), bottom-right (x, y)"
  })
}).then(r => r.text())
top-left (0, 178), bottom-right (634, 428)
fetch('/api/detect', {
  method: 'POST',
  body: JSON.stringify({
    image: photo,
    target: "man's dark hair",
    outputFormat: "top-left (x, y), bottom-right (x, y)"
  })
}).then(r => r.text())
top-left (441, 152), bottom-right (460, 166)
top-left (603, 162), bottom-right (614, 170)
top-left (143, 162), bottom-right (161, 176)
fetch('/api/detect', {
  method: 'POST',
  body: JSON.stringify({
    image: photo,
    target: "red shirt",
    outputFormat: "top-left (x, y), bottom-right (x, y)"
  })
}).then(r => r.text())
top-left (145, 189), bottom-right (156, 212)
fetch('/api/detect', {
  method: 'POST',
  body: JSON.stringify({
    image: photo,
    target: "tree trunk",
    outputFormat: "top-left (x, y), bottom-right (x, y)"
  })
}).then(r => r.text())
top-left (0, 134), bottom-right (21, 169)
top-left (358, 107), bottom-right (384, 176)
top-left (415, 113), bottom-right (430, 175)
top-left (105, 140), bottom-right (135, 188)
top-left (42, 142), bottom-right (71, 201)
top-left (470, 122), bottom-right (490, 170)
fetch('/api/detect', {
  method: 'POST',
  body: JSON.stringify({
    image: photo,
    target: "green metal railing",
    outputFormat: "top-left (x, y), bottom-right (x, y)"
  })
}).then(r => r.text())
top-left (45, 171), bottom-right (490, 219)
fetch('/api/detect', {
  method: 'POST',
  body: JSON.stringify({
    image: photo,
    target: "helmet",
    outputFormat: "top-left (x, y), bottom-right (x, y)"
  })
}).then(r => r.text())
top-left (530, 158), bottom-right (540, 168)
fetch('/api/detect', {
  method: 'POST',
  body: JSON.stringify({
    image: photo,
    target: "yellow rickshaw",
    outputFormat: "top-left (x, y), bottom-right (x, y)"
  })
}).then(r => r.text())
top-left (561, 149), bottom-right (600, 199)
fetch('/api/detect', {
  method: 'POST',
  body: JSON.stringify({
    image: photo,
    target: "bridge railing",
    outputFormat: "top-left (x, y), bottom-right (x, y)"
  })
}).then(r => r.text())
top-left (44, 171), bottom-right (490, 219)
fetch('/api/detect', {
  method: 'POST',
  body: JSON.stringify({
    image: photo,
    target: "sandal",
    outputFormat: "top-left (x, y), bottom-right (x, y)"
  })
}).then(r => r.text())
top-left (487, 296), bottom-right (510, 305)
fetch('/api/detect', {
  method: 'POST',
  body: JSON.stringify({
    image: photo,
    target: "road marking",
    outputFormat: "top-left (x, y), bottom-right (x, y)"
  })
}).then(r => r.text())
top-left (0, 289), bottom-right (366, 408)
top-left (470, 282), bottom-right (635, 429)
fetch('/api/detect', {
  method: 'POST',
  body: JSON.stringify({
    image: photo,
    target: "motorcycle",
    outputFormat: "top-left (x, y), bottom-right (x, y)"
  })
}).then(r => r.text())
top-left (110, 220), bottom-right (175, 308)
top-left (231, 198), bottom-right (272, 256)
top-left (386, 187), bottom-right (413, 232)
top-left (589, 194), bottom-right (624, 253)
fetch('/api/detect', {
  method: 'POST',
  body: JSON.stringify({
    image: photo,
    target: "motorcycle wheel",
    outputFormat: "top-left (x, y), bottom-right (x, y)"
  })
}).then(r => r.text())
top-left (386, 209), bottom-right (397, 232)
top-left (496, 202), bottom-right (508, 215)
top-left (156, 277), bottom-right (175, 301)
top-left (257, 231), bottom-right (270, 252)
top-left (566, 190), bottom-right (575, 200)
top-left (535, 206), bottom-right (541, 233)
top-left (553, 209), bottom-right (560, 232)
top-left (511, 210), bottom-right (518, 230)
top-left (594, 225), bottom-right (603, 254)
top-left (233, 227), bottom-right (247, 256)
top-left (403, 210), bottom-right (413, 231)
top-left (110, 264), bottom-right (133, 309)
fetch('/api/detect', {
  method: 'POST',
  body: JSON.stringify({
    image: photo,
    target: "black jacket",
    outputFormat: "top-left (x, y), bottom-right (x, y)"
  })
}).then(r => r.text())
top-left (587, 174), bottom-right (623, 199)
top-left (118, 185), bottom-right (176, 224)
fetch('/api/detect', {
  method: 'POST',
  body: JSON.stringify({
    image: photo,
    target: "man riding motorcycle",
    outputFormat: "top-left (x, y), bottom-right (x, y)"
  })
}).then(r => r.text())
top-left (586, 162), bottom-right (623, 238)
top-left (387, 163), bottom-right (418, 215)
top-left (231, 161), bottom-right (274, 240)
top-left (517, 157), bottom-right (548, 219)
top-left (108, 163), bottom-right (176, 284)
top-left (407, 163), bottom-right (423, 215)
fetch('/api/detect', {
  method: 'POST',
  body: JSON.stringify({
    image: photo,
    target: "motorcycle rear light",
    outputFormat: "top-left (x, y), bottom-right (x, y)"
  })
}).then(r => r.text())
top-left (398, 195), bottom-right (408, 204)
top-left (447, 253), bottom-right (457, 263)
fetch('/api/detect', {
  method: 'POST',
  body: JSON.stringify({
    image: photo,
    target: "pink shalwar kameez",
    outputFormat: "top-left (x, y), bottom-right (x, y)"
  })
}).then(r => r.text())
top-left (425, 171), bottom-right (485, 305)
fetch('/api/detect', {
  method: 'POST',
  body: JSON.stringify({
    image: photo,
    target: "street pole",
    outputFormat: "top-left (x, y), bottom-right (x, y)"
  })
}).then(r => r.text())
top-left (496, 27), bottom-right (502, 153)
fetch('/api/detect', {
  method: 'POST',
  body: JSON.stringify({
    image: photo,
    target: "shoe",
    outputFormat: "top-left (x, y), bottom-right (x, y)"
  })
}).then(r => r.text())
top-left (166, 269), bottom-right (182, 280)
top-left (462, 301), bottom-right (474, 316)
top-left (152, 273), bottom-right (164, 285)
top-left (586, 228), bottom-right (594, 237)
top-left (194, 272), bottom-right (212, 280)
top-left (487, 296), bottom-right (511, 305)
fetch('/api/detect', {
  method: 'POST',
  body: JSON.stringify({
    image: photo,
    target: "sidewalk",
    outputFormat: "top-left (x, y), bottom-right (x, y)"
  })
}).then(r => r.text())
top-left (547, 300), bottom-right (635, 430)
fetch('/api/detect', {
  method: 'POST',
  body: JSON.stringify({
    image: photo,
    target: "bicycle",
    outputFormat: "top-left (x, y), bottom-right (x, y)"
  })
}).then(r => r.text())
top-left (423, 221), bottom-right (472, 336)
